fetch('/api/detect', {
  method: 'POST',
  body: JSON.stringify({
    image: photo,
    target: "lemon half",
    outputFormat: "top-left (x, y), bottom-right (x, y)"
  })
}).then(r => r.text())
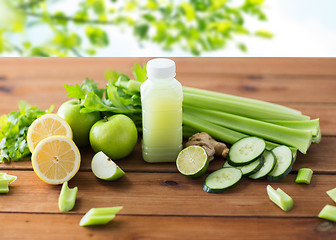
top-left (31, 135), bottom-right (80, 185)
top-left (27, 114), bottom-right (72, 153)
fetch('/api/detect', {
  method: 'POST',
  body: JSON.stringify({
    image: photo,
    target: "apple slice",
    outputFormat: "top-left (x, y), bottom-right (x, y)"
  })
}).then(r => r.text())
top-left (91, 151), bottom-right (125, 181)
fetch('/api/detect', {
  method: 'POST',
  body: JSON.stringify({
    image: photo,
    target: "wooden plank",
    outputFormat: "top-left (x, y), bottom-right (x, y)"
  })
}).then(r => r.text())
top-left (1, 136), bottom-right (335, 173)
top-left (0, 213), bottom-right (335, 240)
top-left (1, 57), bottom-right (335, 76)
top-left (182, 75), bottom-right (336, 104)
top-left (1, 73), bottom-right (335, 105)
top-left (175, 57), bottom-right (336, 76)
top-left (1, 170), bottom-right (335, 217)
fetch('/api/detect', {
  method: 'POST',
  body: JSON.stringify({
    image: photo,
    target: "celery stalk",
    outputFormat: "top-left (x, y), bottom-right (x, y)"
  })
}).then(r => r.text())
top-left (80, 207), bottom-right (123, 226)
top-left (182, 125), bottom-right (198, 138)
top-left (126, 83), bottom-right (303, 117)
top-left (58, 181), bottom-right (78, 212)
top-left (312, 130), bottom-right (322, 144)
top-left (0, 179), bottom-right (10, 193)
top-left (318, 205), bottom-right (336, 222)
top-left (295, 168), bottom-right (313, 184)
top-left (184, 106), bottom-right (311, 154)
top-left (183, 92), bottom-right (310, 121)
top-left (183, 87), bottom-right (304, 116)
top-left (326, 188), bottom-right (336, 203)
top-left (266, 185), bottom-right (293, 212)
top-left (183, 112), bottom-right (297, 155)
top-left (183, 112), bottom-right (246, 144)
top-left (266, 119), bottom-right (320, 137)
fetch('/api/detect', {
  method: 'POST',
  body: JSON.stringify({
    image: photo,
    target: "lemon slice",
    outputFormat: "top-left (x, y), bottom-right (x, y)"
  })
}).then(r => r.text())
top-left (27, 114), bottom-right (72, 153)
top-left (31, 135), bottom-right (81, 185)
top-left (176, 146), bottom-right (209, 178)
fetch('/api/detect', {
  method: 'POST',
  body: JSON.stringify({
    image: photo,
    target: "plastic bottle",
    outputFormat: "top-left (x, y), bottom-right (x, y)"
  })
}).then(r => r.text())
top-left (141, 58), bottom-right (183, 163)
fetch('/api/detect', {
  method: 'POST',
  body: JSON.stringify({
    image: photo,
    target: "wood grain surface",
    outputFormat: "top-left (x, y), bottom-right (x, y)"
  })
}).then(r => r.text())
top-left (0, 58), bottom-right (336, 240)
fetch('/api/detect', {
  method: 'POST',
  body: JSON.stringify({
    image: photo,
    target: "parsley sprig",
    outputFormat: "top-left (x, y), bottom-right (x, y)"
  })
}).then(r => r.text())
top-left (0, 101), bottom-right (54, 163)
top-left (64, 64), bottom-right (145, 129)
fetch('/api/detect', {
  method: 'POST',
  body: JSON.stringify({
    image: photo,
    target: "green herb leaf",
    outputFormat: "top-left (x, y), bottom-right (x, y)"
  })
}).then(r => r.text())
top-left (64, 64), bottom-right (143, 128)
top-left (64, 84), bottom-right (86, 99)
top-left (132, 63), bottom-right (147, 83)
top-left (0, 102), bottom-right (53, 163)
top-left (106, 81), bottom-right (129, 110)
top-left (82, 92), bottom-right (118, 113)
top-left (81, 78), bottom-right (105, 98)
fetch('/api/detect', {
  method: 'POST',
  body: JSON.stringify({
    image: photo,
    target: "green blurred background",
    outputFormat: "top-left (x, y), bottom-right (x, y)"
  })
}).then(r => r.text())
top-left (0, 0), bottom-right (272, 56)
top-left (0, 0), bottom-right (335, 57)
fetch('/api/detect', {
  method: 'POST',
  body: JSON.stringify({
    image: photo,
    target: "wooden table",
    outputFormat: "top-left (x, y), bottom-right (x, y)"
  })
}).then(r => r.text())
top-left (0, 58), bottom-right (336, 239)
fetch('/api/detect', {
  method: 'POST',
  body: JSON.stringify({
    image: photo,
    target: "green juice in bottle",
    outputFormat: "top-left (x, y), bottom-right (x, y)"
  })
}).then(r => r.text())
top-left (141, 58), bottom-right (183, 163)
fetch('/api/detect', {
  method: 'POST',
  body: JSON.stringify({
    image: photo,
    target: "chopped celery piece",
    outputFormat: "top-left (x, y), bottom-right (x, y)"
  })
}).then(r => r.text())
top-left (80, 207), bottom-right (123, 226)
top-left (183, 92), bottom-right (310, 121)
top-left (295, 168), bottom-right (313, 184)
top-left (266, 185), bottom-right (293, 211)
top-left (0, 173), bottom-right (17, 184)
top-left (0, 173), bottom-right (17, 193)
top-left (266, 119), bottom-right (320, 137)
top-left (326, 188), bottom-right (336, 203)
top-left (318, 205), bottom-right (336, 222)
top-left (183, 87), bottom-right (303, 116)
top-left (0, 179), bottom-right (10, 193)
top-left (58, 181), bottom-right (78, 212)
top-left (184, 106), bottom-right (312, 154)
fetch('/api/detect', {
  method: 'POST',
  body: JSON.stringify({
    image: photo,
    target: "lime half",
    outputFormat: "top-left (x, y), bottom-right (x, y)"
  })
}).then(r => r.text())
top-left (176, 146), bottom-right (209, 178)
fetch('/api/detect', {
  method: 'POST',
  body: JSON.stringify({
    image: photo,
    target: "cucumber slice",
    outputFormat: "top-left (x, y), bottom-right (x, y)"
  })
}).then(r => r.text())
top-left (203, 167), bottom-right (242, 193)
top-left (223, 156), bottom-right (264, 176)
top-left (249, 150), bottom-right (276, 179)
top-left (267, 146), bottom-right (293, 181)
top-left (228, 137), bottom-right (266, 166)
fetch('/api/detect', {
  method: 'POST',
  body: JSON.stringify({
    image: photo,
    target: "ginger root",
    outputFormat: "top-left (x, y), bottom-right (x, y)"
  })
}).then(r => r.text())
top-left (185, 132), bottom-right (229, 161)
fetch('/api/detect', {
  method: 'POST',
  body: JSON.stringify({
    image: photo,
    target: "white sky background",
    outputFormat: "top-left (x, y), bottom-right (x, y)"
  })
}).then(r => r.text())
top-left (98, 0), bottom-right (336, 57)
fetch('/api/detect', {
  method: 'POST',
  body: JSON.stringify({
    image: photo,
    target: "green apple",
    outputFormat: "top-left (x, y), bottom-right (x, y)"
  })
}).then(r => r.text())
top-left (89, 114), bottom-right (138, 160)
top-left (91, 151), bottom-right (125, 181)
top-left (57, 99), bottom-right (101, 147)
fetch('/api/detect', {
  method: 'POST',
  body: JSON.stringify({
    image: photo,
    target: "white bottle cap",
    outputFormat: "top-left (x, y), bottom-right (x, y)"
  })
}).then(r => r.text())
top-left (146, 58), bottom-right (176, 79)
